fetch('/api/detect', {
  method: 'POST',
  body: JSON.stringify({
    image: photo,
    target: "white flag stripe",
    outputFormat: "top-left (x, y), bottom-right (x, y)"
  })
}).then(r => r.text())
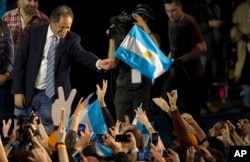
top-left (120, 35), bottom-right (165, 78)
top-left (114, 24), bottom-right (173, 83)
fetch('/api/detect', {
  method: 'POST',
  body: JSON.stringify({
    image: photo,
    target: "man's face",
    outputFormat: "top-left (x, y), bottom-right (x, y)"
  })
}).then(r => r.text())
top-left (19, 0), bottom-right (39, 15)
top-left (51, 16), bottom-right (72, 38)
top-left (164, 2), bottom-right (182, 22)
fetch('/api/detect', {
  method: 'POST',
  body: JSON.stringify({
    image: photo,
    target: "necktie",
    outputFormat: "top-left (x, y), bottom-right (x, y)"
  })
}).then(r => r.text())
top-left (45, 35), bottom-right (57, 98)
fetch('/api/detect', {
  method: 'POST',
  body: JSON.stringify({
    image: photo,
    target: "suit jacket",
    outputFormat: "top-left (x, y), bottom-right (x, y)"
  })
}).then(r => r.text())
top-left (11, 24), bottom-right (101, 108)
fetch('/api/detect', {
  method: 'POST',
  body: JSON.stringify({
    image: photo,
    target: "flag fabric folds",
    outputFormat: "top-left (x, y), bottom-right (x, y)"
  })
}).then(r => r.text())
top-left (132, 117), bottom-right (150, 151)
top-left (114, 24), bottom-right (173, 83)
top-left (67, 96), bottom-right (113, 157)
top-left (79, 99), bottom-right (113, 157)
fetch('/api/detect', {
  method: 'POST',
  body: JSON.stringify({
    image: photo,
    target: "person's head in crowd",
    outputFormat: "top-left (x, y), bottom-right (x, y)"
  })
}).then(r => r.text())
top-left (206, 147), bottom-right (226, 162)
top-left (50, 5), bottom-right (74, 38)
top-left (8, 148), bottom-right (47, 162)
top-left (201, 136), bottom-right (226, 156)
top-left (120, 124), bottom-right (144, 151)
top-left (194, 147), bottom-right (226, 162)
top-left (8, 149), bottom-right (32, 162)
top-left (164, 0), bottom-right (184, 22)
top-left (18, 0), bottom-right (39, 15)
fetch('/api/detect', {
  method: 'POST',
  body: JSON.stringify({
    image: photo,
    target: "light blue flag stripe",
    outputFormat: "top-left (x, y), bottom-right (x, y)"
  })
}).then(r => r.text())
top-left (114, 24), bottom-right (173, 82)
top-left (87, 100), bottom-right (113, 157)
top-left (116, 46), bottom-right (156, 81)
top-left (67, 97), bottom-right (112, 157)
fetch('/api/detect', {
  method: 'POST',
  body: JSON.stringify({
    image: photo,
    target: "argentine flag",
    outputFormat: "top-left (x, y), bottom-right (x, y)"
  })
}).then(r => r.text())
top-left (68, 95), bottom-right (113, 157)
top-left (114, 24), bottom-right (173, 83)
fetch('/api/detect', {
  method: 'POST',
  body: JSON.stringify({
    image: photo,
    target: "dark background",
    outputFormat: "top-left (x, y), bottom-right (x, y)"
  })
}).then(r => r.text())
top-left (6, 0), bottom-right (245, 117)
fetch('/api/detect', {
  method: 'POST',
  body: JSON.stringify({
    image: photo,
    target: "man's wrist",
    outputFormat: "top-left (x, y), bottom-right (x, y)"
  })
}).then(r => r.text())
top-left (3, 71), bottom-right (10, 80)
top-left (96, 59), bottom-right (101, 69)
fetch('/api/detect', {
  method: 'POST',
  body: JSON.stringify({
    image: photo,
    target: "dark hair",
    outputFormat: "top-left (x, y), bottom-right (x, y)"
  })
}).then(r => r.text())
top-left (201, 136), bottom-right (226, 156)
top-left (123, 125), bottom-right (144, 151)
top-left (164, 0), bottom-right (182, 5)
top-left (206, 147), bottom-right (226, 162)
top-left (8, 149), bottom-right (34, 162)
top-left (132, 4), bottom-right (155, 20)
top-left (50, 5), bottom-right (74, 23)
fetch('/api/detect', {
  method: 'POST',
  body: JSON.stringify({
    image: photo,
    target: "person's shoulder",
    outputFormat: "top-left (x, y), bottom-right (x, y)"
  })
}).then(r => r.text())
top-left (37, 10), bottom-right (49, 17)
top-left (184, 14), bottom-right (198, 23)
top-left (27, 24), bottom-right (48, 32)
top-left (36, 10), bottom-right (50, 21)
top-left (65, 31), bottom-right (81, 41)
top-left (2, 8), bottom-right (18, 18)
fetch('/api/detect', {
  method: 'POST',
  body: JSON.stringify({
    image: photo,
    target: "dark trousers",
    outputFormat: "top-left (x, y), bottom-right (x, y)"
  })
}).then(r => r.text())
top-left (0, 80), bottom-right (14, 137)
top-left (114, 87), bottom-right (151, 122)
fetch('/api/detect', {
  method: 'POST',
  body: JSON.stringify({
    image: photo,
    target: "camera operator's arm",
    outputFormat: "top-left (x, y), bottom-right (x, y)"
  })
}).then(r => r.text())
top-left (107, 38), bottom-right (119, 68)
top-left (132, 13), bottom-right (160, 47)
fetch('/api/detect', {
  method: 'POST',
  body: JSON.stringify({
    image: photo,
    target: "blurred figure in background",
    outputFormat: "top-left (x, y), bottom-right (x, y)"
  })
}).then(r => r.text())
top-left (230, 0), bottom-right (250, 110)
top-left (192, 0), bottom-right (228, 113)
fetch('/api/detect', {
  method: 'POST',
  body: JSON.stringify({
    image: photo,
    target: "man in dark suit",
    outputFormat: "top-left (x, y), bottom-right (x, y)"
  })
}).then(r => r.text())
top-left (11, 5), bottom-right (114, 134)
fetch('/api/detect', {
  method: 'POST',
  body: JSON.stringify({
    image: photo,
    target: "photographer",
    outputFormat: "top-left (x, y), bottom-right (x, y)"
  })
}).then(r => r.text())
top-left (0, 19), bottom-right (14, 137)
top-left (107, 3), bottom-right (161, 123)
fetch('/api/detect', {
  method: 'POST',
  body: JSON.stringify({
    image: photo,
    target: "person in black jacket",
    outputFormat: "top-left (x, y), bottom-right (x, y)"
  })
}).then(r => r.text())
top-left (0, 19), bottom-right (14, 137)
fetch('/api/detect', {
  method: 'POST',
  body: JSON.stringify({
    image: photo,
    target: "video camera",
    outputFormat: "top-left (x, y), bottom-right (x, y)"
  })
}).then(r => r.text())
top-left (15, 110), bottom-right (40, 149)
top-left (108, 4), bottom-right (155, 40)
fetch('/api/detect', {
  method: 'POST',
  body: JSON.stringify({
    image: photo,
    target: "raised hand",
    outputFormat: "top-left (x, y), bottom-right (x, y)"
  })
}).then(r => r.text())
top-left (167, 90), bottom-right (178, 109)
top-left (51, 87), bottom-right (77, 126)
top-left (134, 108), bottom-right (149, 126)
top-left (109, 120), bottom-right (122, 137)
top-left (152, 97), bottom-right (170, 113)
top-left (96, 79), bottom-right (107, 107)
top-left (2, 119), bottom-right (12, 138)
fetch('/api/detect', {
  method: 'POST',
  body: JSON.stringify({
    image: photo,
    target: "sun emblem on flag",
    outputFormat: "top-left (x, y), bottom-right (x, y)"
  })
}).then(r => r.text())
top-left (143, 51), bottom-right (151, 58)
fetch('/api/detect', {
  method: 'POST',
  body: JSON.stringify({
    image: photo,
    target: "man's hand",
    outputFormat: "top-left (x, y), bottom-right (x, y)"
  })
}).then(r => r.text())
top-left (0, 74), bottom-right (8, 85)
top-left (98, 59), bottom-right (115, 70)
top-left (14, 94), bottom-right (25, 109)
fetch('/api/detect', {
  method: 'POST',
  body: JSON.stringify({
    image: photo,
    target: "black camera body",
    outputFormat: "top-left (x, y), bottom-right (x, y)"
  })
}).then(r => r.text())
top-left (16, 110), bottom-right (39, 148)
top-left (108, 4), bottom-right (154, 41)
top-left (108, 10), bottom-right (134, 41)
